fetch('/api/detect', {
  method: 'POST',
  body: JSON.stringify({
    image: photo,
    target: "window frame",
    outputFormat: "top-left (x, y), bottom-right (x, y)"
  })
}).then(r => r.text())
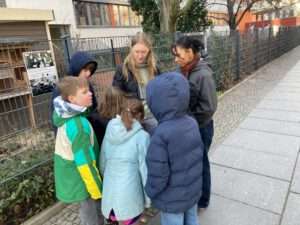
top-left (73, 0), bottom-right (141, 28)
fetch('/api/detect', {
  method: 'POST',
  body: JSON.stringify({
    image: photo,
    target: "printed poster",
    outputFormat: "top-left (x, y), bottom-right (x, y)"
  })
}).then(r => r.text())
top-left (23, 50), bottom-right (58, 96)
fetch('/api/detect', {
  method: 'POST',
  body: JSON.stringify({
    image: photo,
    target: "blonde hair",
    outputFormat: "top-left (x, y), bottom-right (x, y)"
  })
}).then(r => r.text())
top-left (122, 32), bottom-right (157, 84)
top-left (99, 87), bottom-right (127, 120)
top-left (121, 98), bottom-right (144, 131)
top-left (57, 77), bottom-right (89, 101)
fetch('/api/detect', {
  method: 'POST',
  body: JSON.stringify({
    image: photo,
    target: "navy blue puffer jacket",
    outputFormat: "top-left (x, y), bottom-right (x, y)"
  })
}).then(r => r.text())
top-left (145, 72), bottom-right (204, 213)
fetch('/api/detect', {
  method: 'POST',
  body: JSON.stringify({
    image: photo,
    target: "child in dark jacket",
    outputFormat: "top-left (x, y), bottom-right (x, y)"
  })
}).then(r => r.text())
top-left (50, 51), bottom-right (106, 144)
top-left (145, 72), bottom-right (204, 225)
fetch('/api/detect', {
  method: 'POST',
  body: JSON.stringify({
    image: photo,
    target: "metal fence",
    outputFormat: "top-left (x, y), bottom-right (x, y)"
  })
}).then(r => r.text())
top-left (1, 26), bottom-right (300, 225)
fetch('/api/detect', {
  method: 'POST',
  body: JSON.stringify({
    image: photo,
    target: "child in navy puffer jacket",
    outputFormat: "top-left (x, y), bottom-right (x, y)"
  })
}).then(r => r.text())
top-left (145, 72), bottom-right (204, 225)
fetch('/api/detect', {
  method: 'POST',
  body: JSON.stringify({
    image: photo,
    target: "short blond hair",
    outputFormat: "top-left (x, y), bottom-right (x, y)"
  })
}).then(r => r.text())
top-left (57, 77), bottom-right (89, 101)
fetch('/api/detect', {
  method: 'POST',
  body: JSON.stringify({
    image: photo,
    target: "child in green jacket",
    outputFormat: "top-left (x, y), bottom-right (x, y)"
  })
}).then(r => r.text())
top-left (53, 76), bottom-right (103, 225)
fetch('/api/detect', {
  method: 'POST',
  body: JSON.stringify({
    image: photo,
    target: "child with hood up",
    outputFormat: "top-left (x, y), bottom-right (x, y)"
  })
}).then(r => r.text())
top-left (145, 72), bottom-right (204, 225)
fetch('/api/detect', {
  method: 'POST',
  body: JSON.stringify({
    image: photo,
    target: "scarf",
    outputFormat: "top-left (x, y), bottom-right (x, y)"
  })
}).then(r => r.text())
top-left (53, 96), bottom-right (87, 118)
top-left (180, 55), bottom-right (200, 77)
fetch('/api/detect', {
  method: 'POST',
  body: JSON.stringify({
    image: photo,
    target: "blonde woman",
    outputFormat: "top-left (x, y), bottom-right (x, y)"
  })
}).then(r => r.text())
top-left (113, 32), bottom-right (160, 134)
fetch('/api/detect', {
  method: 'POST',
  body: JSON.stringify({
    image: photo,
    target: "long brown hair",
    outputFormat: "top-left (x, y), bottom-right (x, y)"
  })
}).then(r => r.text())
top-left (121, 98), bottom-right (144, 131)
top-left (99, 87), bottom-right (127, 119)
top-left (122, 32), bottom-right (157, 84)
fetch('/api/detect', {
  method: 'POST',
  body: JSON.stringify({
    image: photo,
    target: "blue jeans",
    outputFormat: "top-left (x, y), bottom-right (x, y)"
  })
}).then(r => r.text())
top-left (160, 204), bottom-right (200, 225)
top-left (198, 120), bottom-right (214, 208)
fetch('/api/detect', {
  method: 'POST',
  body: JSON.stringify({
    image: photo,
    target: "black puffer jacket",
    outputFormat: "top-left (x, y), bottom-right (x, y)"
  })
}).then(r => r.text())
top-left (112, 64), bottom-right (160, 99)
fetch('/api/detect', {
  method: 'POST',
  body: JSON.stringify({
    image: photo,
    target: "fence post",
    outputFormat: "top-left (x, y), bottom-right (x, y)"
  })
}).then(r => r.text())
top-left (62, 35), bottom-right (72, 69)
top-left (235, 31), bottom-right (241, 80)
top-left (174, 31), bottom-right (182, 41)
top-left (268, 26), bottom-right (272, 62)
top-left (110, 39), bottom-right (116, 67)
top-left (254, 27), bottom-right (259, 70)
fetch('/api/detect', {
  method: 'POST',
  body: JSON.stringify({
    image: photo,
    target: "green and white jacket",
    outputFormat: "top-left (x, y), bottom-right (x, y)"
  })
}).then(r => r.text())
top-left (53, 96), bottom-right (102, 203)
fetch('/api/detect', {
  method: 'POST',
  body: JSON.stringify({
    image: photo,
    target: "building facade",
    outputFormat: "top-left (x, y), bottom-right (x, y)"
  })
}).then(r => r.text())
top-left (247, 1), bottom-right (300, 30)
top-left (4, 0), bottom-right (142, 38)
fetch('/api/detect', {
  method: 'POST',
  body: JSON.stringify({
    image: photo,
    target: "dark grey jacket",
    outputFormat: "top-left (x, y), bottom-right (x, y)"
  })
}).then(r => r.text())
top-left (185, 60), bottom-right (218, 128)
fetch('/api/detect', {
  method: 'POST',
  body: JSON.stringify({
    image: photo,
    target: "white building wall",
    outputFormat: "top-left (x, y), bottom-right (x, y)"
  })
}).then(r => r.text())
top-left (5, 0), bottom-right (142, 38)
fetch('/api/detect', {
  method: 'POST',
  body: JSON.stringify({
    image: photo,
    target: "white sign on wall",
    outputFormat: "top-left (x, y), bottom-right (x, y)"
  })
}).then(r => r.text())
top-left (23, 50), bottom-right (58, 96)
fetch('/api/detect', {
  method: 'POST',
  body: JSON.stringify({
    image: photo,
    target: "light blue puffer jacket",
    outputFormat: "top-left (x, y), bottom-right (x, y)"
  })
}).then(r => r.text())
top-left (100, 116), bottom-right (150, 220)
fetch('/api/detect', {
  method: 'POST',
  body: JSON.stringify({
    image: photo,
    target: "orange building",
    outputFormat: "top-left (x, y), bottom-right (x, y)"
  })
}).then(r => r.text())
top-left (244, 3), bottom-right (300, 31)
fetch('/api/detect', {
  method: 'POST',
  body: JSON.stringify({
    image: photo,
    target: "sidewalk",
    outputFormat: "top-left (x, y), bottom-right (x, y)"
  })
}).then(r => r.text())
top-left (148, 46), bottom-right (300, 225)
top-left (43, 46), bottom-right (300, 225)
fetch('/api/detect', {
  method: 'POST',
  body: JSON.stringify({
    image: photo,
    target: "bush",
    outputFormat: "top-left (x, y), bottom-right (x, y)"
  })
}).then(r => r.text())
top-left (0, 128), bottom-right (56, 225)
top-left (0, 162), bottom-right (55, 225)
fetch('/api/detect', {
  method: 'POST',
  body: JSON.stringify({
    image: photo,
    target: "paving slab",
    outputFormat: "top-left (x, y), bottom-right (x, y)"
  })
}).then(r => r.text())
top-left (276, 82), bottom-right (300, 88)
top-left (211, 145), bottom-right (295, 181)
top-left (276, 83), bottom-right (300, 90)
top-left (264, 92), bottom-right (300, 102)
top-left (281, 193), bottom-right (300, 225)
top-left (211, 165), bottom-right (289, 214)
top-left (272, 89), bottom-right (300, 95)
top-left (240, 117), bottom-right (300, 137)
top-left (222, 129), bottom-right (300, 157)
top-left (249, 109), bottom-right (300, 123)
top-left (291, 155), bottom-right (300, 194)
top-left (200, 195), bottom-right (280, 225)
top-left (257, 99), bottom-right (300, 112)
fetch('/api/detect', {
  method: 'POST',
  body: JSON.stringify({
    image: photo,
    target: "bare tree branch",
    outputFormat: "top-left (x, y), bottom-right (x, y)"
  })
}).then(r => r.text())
top-left (236, 0), bottom-right (259, 26)
top-left (233, 0), bottom-right (244, 19)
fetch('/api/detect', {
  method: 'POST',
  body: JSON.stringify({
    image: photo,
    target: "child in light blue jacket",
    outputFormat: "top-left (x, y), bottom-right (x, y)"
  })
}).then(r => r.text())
top-left (100, 98), bottom-right (150, 225)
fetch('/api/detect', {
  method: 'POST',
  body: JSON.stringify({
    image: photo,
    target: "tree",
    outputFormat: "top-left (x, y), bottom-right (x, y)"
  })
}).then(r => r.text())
top-left (130, 0), bottom-right (160, 33)
top-left (177, 0), bottom-right (212, 32)
top-left (130, 0), bottom-right (211, 33)
top-left (206, 0), bottom-right (280, 32)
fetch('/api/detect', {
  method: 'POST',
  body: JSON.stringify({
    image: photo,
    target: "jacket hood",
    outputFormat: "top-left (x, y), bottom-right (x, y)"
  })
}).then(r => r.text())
top-left (146, 72), bottom-right (190, 122)
top-left (105, 116), bottom-right (143, 145)
top-left (68, 51), bottom-right (97, 76)
top-left (53, 96), bottom-right (88, 127)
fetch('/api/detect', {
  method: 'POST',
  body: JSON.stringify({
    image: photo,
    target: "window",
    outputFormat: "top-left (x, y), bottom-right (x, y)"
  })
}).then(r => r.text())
top-left (0, 0), bottom-right (6, 7)
top-left (90, 3), bottom-right (101, 25)
top-left (100, 4), bottom-right (110, 26)
top-left (113, 5), bottom-right (121, 26)
top-left (129, 8), bottom-right (140, 26)
top-left (119, 5), bottom-right (130, 26)
top-left (74, 1), bottom-right (89, 25)
top-left (73, 0), bottom-right (140, 27)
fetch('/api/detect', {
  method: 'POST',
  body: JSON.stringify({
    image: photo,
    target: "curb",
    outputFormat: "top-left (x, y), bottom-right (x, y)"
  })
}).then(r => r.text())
top-left (21, 202), bottom-right (66, 225)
